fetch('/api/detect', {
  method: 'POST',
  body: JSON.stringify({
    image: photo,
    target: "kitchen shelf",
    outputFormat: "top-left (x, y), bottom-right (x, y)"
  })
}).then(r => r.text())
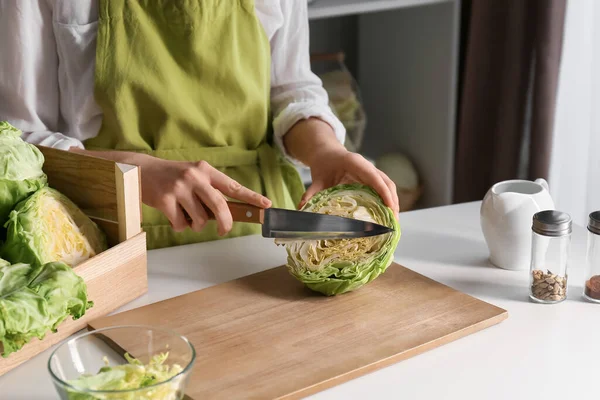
top-left (307, 0), bottom-right (459, 209)
top-left (308, 0), bottom-right (450, 20)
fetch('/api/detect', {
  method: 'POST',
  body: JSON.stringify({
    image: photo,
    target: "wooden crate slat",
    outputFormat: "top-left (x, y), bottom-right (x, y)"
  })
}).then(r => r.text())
top-left (37, 146), bottom-right (119, 222)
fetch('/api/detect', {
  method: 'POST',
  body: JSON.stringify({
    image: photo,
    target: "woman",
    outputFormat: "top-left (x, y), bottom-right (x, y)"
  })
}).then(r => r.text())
top-left (0, 0), bottom-right (399, 249)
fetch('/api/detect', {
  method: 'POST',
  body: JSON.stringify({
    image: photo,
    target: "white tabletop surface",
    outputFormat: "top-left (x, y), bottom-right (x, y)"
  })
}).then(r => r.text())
top-left (1, 201), bottom-right (598, 399)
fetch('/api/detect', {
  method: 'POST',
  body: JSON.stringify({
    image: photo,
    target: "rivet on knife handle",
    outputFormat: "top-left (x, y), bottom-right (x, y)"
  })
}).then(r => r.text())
top-left (204, 201), bottom-right (265, 224)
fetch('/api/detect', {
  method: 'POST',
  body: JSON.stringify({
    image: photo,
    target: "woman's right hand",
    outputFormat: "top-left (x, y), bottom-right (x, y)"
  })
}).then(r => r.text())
top-left (137, 155), bottom-right (271, 236)
top-left (69, 148), bottom-right (271, 236)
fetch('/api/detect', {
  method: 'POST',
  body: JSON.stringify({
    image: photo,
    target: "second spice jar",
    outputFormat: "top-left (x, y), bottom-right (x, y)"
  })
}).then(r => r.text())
top-left (529, 210), bottom-right (572, 304)
top-left (583, 211), bottom-right (600, 303)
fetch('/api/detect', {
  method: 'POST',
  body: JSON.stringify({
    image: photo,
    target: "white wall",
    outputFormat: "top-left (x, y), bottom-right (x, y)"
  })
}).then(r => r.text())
top-left (549, 0), bottom-right (600, 227)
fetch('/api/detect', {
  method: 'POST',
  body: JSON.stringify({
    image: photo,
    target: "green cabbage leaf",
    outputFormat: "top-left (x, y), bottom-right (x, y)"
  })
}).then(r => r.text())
top-left (1, 186), bottom-right (107, 267)
top-left (277, 184), bottom-right (401, 296)
top-left (0, 121), bottom-right (48, 234)
top-left (0, 261), bottom-right (92, 357)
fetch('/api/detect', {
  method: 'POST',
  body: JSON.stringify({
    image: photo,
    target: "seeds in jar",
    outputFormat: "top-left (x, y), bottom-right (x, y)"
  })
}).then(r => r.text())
top-left (531, 269), bottom-right (567, 302)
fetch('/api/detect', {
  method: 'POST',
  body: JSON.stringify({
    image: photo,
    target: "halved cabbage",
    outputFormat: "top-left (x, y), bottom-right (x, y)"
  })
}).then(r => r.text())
top-left (278, 184), bottom-right (401, 296)
top-left (0, 121), bottom-right (47, 232)
top-left (1, 186), bottom-right (107, 267)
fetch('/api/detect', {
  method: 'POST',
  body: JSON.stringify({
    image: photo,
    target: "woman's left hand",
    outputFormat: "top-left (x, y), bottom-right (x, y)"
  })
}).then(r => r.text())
top-left (282, 117), bottom-right (399, 216)
top-left (300, 148), bottom-right (400, 217)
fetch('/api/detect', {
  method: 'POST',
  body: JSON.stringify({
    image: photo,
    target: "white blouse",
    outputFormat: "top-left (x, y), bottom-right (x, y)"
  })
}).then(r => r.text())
top-left (0, 0), bottom-right (345, 165)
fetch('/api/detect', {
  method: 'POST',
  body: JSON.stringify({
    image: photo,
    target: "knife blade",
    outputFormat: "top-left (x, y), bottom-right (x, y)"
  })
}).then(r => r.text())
top-left (192, 201), bottom-right (394, 240)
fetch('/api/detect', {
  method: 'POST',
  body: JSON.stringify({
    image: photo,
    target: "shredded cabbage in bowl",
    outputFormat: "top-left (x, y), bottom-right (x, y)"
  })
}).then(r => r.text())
top-left (277, 184), bottom-right (401, 296)
top-left (65, 352), bottom-right (184, 400)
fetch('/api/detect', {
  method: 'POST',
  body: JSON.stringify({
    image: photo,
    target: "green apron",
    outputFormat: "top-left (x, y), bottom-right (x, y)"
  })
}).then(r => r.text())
top-left (85, 0), bottom-right (305, 250)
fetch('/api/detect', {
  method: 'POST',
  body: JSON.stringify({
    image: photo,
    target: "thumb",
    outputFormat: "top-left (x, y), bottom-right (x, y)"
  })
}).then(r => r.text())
top-left (298, 181), bottom-right (326, 209)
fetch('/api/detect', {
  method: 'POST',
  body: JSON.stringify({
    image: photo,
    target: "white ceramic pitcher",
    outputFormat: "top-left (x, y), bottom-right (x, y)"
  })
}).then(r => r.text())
top-left (480, 178), bottom-right (555, 271)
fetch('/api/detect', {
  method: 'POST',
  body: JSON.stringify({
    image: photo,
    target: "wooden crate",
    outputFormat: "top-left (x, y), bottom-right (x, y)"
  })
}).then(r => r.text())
top-left (0, 147), bottom-right (148, 376)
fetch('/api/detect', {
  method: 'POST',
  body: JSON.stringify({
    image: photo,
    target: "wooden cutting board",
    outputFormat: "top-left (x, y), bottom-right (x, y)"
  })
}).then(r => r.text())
top-left (89, 263), bottom-right (508, 399)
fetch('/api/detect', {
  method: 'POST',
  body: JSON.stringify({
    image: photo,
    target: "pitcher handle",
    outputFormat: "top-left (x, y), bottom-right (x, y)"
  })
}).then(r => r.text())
top-left (535, 178), bottom-right (550, 192)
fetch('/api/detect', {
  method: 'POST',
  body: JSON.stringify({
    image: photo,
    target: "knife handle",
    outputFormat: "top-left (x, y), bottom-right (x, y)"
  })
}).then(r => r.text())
top-left (203, 201), bottom-right (265, 224)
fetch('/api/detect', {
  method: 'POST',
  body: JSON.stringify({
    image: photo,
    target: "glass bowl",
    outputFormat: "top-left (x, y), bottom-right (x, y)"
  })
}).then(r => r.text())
top-left (48, 325), bottom-right (196, 400)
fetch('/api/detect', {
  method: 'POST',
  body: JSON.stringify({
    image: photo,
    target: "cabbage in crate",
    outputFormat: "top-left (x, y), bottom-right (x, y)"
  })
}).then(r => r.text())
top-left (0, 121), bottom-right (48, 231)
top-left (1, 186), bottom-right (108, 267)
top-left (277, 184), bottom-right (401, 296)
top-left (0, 260), bottom-right (92, 357)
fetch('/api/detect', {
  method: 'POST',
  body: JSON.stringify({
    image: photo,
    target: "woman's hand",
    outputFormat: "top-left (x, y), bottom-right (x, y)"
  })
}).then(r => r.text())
top-left (301, 147), bottom-right (400, 216)
top-left (282, 118), bottom-right (399, 216)
top-left (138, 156), bottom-right (271, 235)
top-left (69, 148), bottom-right (271, 235)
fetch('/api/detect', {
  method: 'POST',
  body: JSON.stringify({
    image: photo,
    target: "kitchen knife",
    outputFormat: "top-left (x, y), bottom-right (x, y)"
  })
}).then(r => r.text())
top-left (194, 201), bottom-right (394, 240)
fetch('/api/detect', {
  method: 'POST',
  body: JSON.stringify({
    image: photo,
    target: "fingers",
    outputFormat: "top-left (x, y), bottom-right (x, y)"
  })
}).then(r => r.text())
top-left (378, 170), bottom-right (400, 217)
top-left (349, 155), bottom-right (396, 210)
top-left (299, 181), bottom-right (326, 209)
top-left (148, 159), bottom-right (271, 237)
top-left (210, 168), bottom-right (271, 208)
top-left (194, 184), bottom-right (233, 236)
top-left (159, 194), bottom-right (190, 233)
top-left (178, 192), bottom-right (209, 232)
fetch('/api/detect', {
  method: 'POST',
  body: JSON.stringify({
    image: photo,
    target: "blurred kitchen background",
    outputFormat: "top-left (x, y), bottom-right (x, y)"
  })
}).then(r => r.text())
top-left (301, 0), bottom-right (598, 227)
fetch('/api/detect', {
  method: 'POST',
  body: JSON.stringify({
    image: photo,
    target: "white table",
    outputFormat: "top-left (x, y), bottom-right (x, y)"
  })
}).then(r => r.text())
top-left (1, 201), bottom-right (598, 399)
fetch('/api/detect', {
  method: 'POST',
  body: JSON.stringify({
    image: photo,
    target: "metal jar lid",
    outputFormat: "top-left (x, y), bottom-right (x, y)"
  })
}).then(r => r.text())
top-left (589, 211), bottom-right (600, 235)
top-left (532, 210), bottom-right (572, 237)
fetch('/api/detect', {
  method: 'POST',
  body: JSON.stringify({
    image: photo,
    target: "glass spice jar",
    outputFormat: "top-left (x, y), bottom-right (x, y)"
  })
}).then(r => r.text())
top-left (529, 210), bottom-right (572, 304)
top-left (583, 211), bottom-right (600, 303)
